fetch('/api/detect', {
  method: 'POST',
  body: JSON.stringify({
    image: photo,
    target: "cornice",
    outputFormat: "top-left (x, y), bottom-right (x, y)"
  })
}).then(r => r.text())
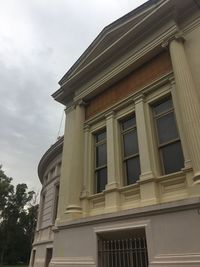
top-left (53, 0), bottom-right (197, 106)
top-left (53, 0), bottom-right (174, 105)
top-left (38, 136), bottom-right (64, 183)
top-left (58, 1), bottom-right (161, 86)
top-left (56, 197), bottom-right (200, 230)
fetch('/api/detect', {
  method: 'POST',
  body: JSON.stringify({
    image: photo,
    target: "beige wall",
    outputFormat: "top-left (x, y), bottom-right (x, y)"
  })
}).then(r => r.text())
top-left (50, 199), bottom-right (200, 267)
top-left (31, 152), bottom-right (62, 267)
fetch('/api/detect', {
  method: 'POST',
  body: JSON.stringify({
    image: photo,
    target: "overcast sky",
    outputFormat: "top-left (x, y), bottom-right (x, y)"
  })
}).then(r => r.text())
top-left (0, 0), bottom-right (147, 193)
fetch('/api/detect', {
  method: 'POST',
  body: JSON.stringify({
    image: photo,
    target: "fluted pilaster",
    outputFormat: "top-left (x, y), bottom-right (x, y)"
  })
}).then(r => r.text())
top-left (135, 95), bottom-right (155, 181)
top-left (169, 37), bottom-right (200, 183)
top-left (57, 102), bottom-right (85, 222)
top-left (81, 124), bottom-right (90, 197)
top-left (105, 111), bottom-right (120, 189)
top-left (135, 95), bottom-right (158, 205)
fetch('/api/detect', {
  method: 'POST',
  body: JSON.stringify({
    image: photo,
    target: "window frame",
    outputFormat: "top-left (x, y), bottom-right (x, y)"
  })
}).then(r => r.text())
top-left (120, 114), bottom-right (140, 185)
top-left (94, 128), bottom-right (107, 193)
top-left (151, 95), bottom-right (184, 175)
top-left (52, 183), bottom-right (60, 224)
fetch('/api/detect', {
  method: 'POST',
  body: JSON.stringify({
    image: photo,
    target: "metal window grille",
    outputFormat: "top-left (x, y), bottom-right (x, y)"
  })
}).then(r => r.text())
top-left (98, 237), bottom-right (148, 267)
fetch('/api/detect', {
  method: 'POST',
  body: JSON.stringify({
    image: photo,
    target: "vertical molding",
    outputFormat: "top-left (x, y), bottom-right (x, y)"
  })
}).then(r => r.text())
top-left (105, 111), bottom-right (120, 189)
top-left (135, 95), bottom-right (155, 181)
top-left (104, 111), bottom-right (120, 212)
top-left (80, 124), bottom-right (90, 216)
top-left (82, 124), bottom-right (90, 196)
top-left (170, 78), bottom-right (192, 170)
top-left (57, 102), bottom-right (85, 222)
top-left (135, 95), bottom-right (158, 205)
top-left (169, 36), bottom-right (200, 184)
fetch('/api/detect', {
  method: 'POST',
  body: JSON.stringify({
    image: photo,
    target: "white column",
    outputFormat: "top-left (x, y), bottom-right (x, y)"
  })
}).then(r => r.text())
top-left (170, 79), bottom-right (192, 170)
top-left (105, 111), bottom-right (120, 189)
top-left (57, 102), bottom-right (85, 222)
top-left (135, 95), bottom-right (155, 181)
top-left (82, 124), bottom-right (90, 196)
top-left (169, 36), bottom-right (200, 184)
top-left (80, 124), bottom-right (90, 216)
top-left (105, 111), bottom-right (120, 212)
top-left (135, 95), bottom-right (158, 205)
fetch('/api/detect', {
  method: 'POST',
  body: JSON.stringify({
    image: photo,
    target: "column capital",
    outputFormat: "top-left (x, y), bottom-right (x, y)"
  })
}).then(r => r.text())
top-left (168, 76), bottom-right (176, 86)
top-left (73, 99), bottom-right (88, 107)
top-left (162, 31), bottom-right (185, 49)
top-left (134, 94), bottom-right (145, 104)
top-left (83, 123), bottom-right (90, 132)
top-left (65, 103), bottom-right (75, 114)
top-left (105, 110), bottom-right (115, 120)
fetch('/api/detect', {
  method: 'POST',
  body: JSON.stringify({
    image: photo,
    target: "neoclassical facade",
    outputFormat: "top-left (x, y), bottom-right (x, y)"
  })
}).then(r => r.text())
top-left (30, 0), bottom-right (200, 266)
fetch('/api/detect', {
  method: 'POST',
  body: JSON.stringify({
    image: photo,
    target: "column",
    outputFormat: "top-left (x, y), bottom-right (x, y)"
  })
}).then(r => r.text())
top-left (135, 95), bottom-right (158, 205)
top-left (80, 124), bottom-right (90, 216)
top-left (169, 36), bottom-right (200, 184)
top-left (82, 124), bottom-right (90, 196)
top-left (57, 102), bottom-right (85, 223)
top-left (106, 111), bottom-right (120, 188)
top-left (170, 79), bottom-right (192, 170)
top-left (105, 111), bottom-right (120, 212)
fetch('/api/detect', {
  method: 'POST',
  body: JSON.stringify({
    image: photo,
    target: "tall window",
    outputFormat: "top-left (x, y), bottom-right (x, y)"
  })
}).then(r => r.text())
top-left (31, 250), bottom-right (36, 267)
top-left (45, 248), bottom-right (53, 267)
top-left (152, 96), bottom-right (184, 174)
top-left (94, 129), bottom-right (107, 193)
top-left (53, 184), bottom-right (59, 223)
top-left (121, 115), bottom-right (140, 185)
top-left (39, 193), bottom-right (45, 228)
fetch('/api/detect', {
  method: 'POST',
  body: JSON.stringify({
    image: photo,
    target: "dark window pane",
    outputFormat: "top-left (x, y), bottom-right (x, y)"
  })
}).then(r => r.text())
top-left (96, 130), bottom-right (106, 143)
top-left (121, 116), bottom-right (136, 131)
top-left (96, 143), bottom-right (107, 167)
top-left (153, 97), bottom-right (173, 115)
top-left (156, 112), bottom-right (179, 144)
top-left (126, 157), bottom-right (141, 185)
top-left (161, 141), bottom-right (184, 174)
top-left (123, 130), bottom-right (139, 157)
top-left (96, 168), bottom-right (107, 193)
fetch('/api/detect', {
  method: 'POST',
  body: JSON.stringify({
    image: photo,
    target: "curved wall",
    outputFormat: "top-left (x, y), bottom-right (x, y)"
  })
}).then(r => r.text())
top-left (29, 137), bottom-right (63, 267)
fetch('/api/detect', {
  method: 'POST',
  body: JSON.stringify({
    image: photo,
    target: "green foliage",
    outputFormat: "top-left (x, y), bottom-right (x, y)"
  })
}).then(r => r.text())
top-left (0, 166), bottom-right (38, 265)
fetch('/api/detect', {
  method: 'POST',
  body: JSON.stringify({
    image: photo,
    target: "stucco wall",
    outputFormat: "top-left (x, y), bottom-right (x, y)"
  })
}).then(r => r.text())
top-left (51, 199), bottom-right (200, 267)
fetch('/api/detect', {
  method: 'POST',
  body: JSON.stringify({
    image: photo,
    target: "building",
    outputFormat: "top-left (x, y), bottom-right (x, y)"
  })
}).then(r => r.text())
top-left (30, 0), bottom-right (200, 266)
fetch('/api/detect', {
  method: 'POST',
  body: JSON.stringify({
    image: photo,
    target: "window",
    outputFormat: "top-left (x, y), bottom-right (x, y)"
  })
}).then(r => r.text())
top-left (121, 115), bottom-right (140, 185)
top-left (31, 249), bottom-right (36, 267)
top-left (44, 175), bottom-right (48, 185)
top-left (39, 193), bottom-right (45, 228)
top-left (45, 248), bottom-right (53, 267)
top-left (94, 129), bottom-right (107, 193)
top-left (53, 184), bottom-right (59, 223)
top-left (152, 96), bottom-right (184, 174)
top-left (98, 228), bottom-right (148, 267)
top-left (57, 162), bottom-right (62, 175)
top-left (49, 167), bottom-right (55, 179)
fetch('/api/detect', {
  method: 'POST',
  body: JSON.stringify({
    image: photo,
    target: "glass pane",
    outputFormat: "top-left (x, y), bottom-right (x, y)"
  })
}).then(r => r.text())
top-left (96, 168), bottom-right (107, 193)
top-left (125, 157), bottom-right (141, 185)
top-left (121, 116), bottom-right (136, 131)
top-left (161, 141), bottom-right (184, 174)
top-left (96, 143), bottom-right (107, 167)
top-left (156, 112), bottom-right (179, 144)
top-left (96, 130), bottom-right (106, 143)
top-left (123, 130), bottom-right (139, 157)
top-left (153, 97), bottom-right (173, 115)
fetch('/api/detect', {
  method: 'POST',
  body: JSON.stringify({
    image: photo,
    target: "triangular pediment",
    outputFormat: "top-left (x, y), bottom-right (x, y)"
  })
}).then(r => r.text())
top-left (59, 0), bottom-right (162, 85)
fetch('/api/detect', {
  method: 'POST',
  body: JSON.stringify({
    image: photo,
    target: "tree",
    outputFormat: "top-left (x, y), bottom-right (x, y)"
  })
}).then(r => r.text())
top-left (0, 166), bottom-right (38, 265)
